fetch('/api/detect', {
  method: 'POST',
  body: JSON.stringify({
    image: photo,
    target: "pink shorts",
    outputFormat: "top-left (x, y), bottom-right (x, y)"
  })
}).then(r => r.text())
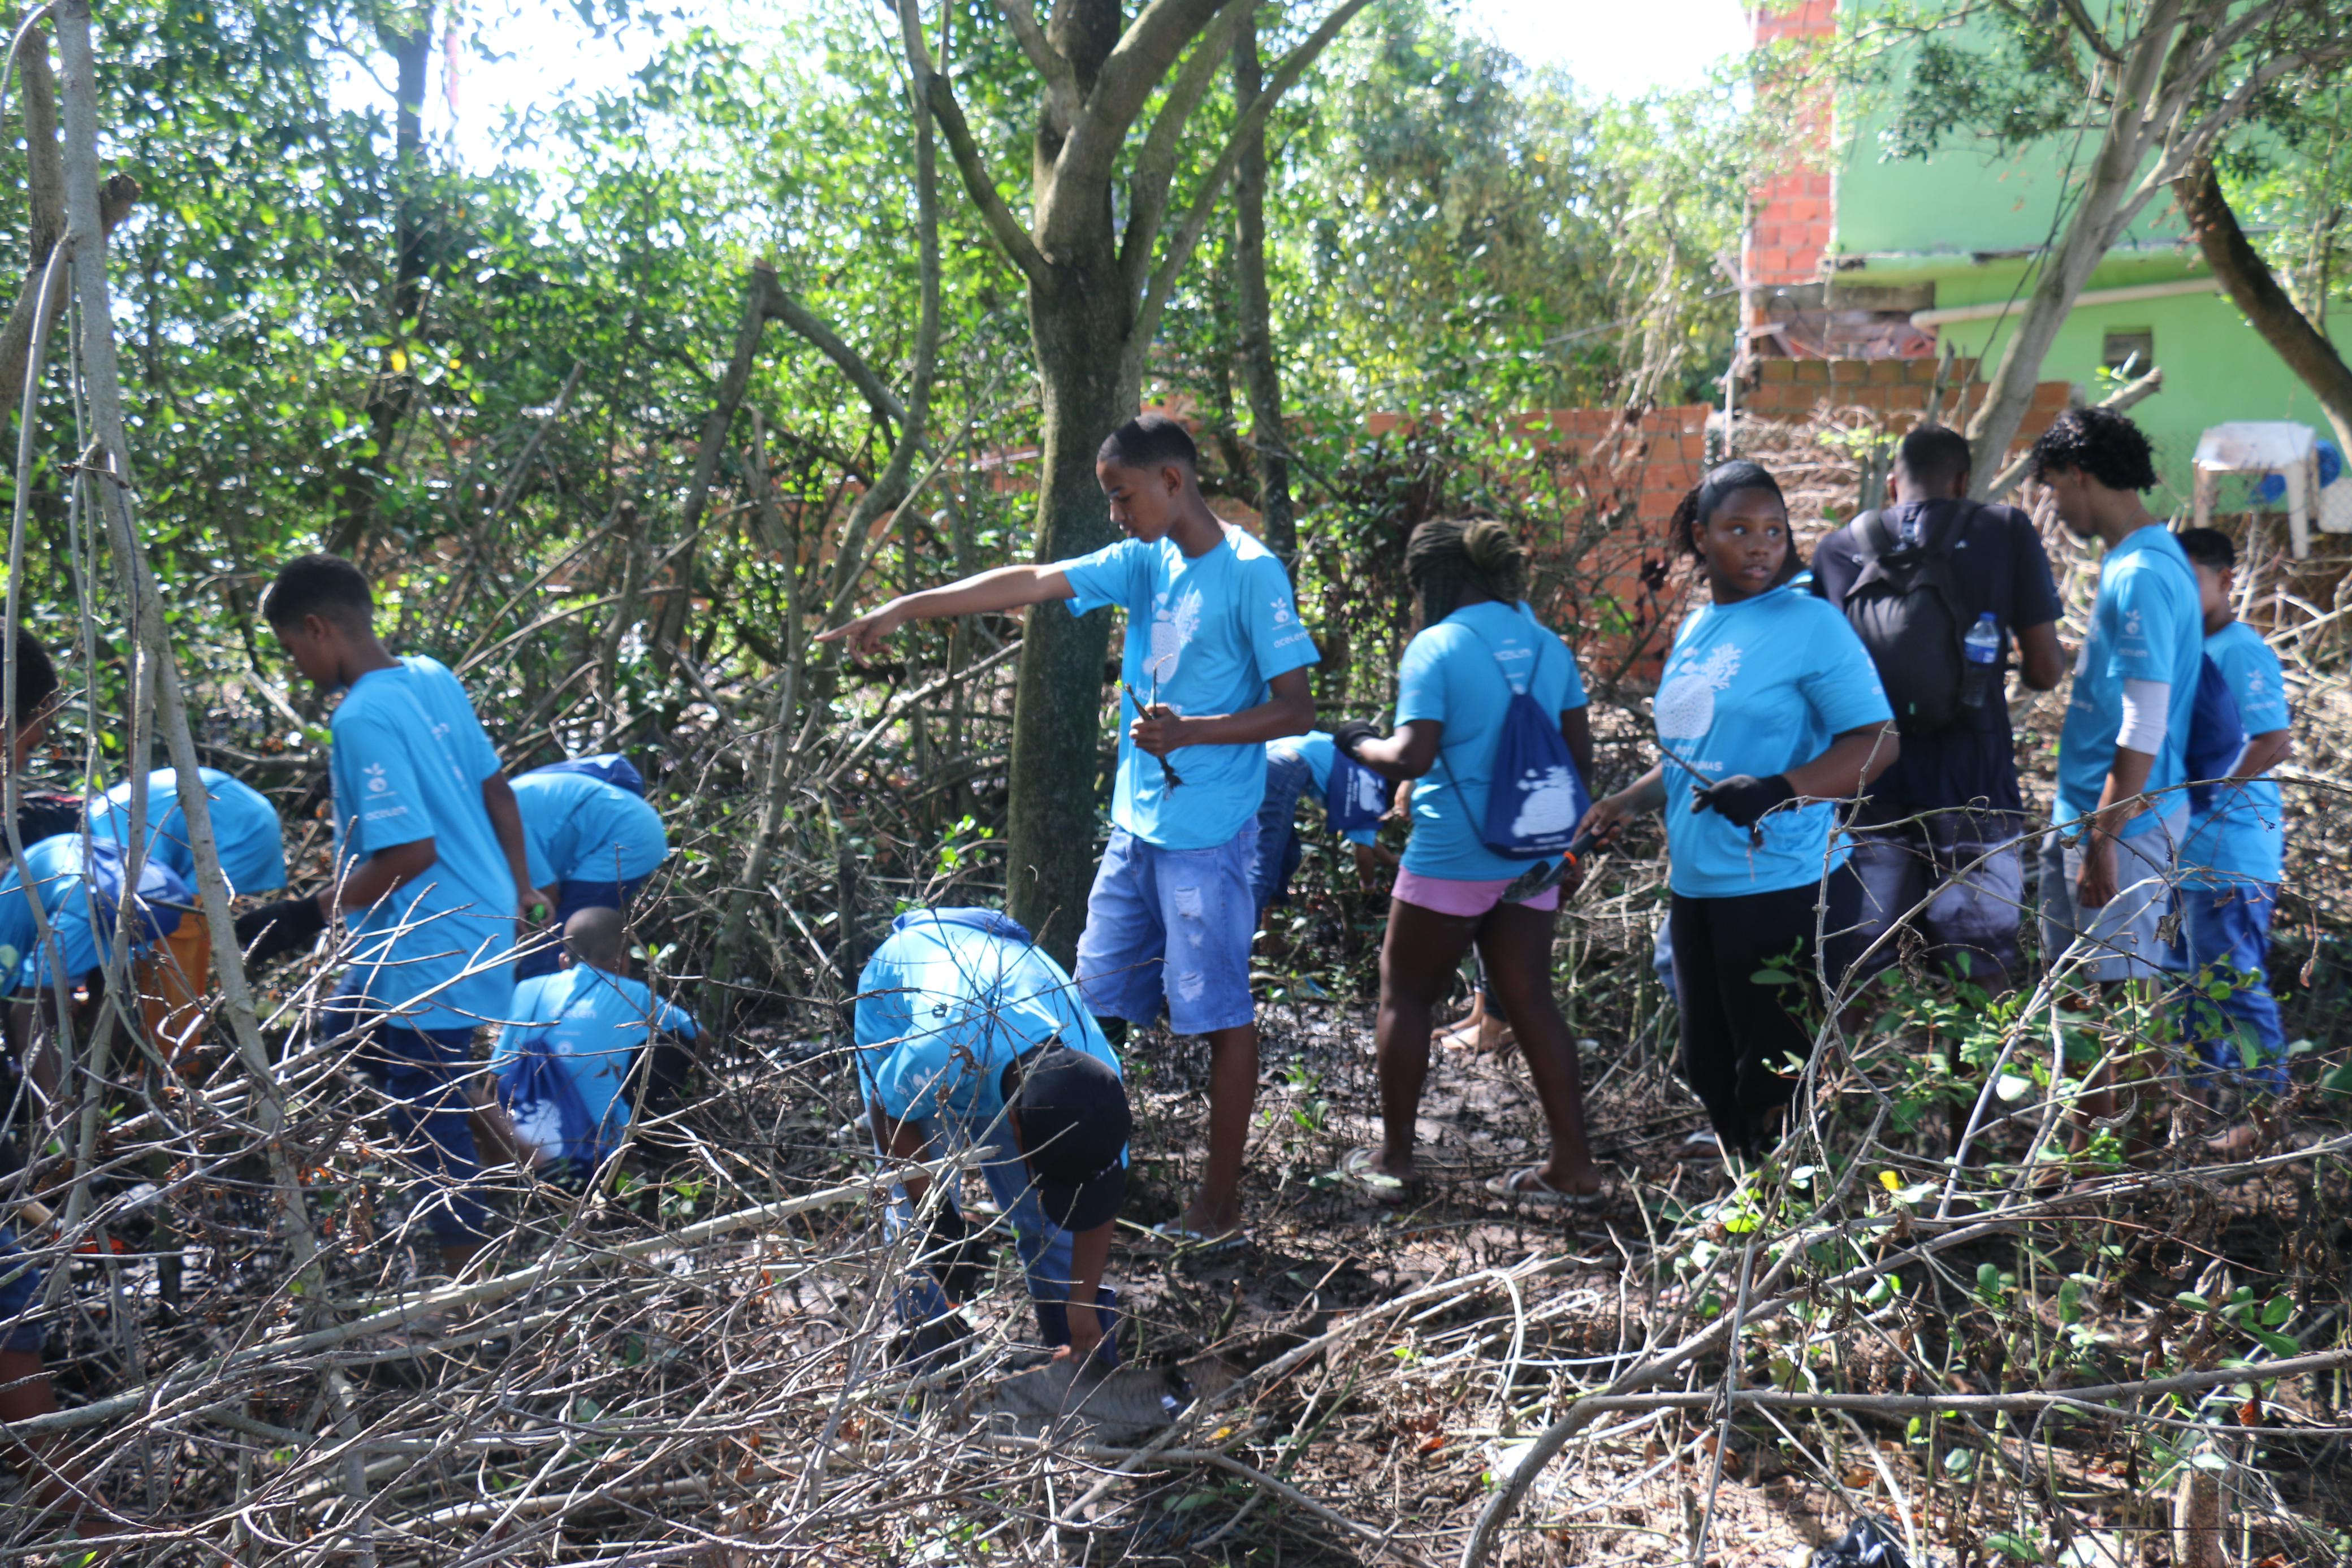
top-left (1392, 867), bottom-right (1561, 918)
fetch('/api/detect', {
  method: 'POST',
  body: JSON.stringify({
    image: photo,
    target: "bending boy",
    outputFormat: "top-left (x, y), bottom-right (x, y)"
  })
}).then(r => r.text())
top-left (244, 555), bottom-right (537, 1275)
top-left (494, 907), bottom-right (699, 1177)
top-left (825, 415), bottom-right (1315, 1247)
top-left (856, 907), bottom-right (1131, 1365)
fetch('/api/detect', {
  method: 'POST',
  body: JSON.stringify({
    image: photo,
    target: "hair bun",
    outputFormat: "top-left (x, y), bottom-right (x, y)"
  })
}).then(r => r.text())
top-left (1462, 519), bottom-right (1521, 576)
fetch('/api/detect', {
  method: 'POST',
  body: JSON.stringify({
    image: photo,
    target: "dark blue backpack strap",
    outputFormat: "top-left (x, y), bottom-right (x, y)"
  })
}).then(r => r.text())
top-left (893, 906), bottom-right (1035, 946)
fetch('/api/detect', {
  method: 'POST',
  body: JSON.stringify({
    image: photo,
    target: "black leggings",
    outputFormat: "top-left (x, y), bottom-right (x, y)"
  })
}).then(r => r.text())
top-left (1670, 863), bottom-right (1864, 1156)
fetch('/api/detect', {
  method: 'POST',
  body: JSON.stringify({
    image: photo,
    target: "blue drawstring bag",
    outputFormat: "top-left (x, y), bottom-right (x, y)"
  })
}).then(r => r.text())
top-left (498, 1032), bottom-right (614, 1179)
top-left (85, 843), bottom-right (188, 942)
top-left (2185, 653), bottom-right (2246, 815)
top-left (1439, 612), bottom-right (1592, 860)
top-left (525, 753), bottom-right (646, 797)
top-left (1322, 753), bottom-right (1388, 836)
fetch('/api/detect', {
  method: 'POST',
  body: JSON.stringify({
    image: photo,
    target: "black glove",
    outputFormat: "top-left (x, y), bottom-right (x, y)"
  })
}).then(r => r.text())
top-left (1690, 773), bottom-right (1796, 830)
top-left (922, 1192), bottom-right (991, 1306)
top-left (234, 894), bottom-right (327, 968)
top-left (1328, 718), bottom-right (1383, 761)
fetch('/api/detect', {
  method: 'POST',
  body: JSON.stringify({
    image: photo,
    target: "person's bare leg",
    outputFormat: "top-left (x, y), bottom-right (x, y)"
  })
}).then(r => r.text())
top-left (1374, 899), bottom-right (1481, 1181)
top-left (1182, 1023), bottom-right (1259, 1236)
top-left (1477, 903), bottom-right (1602, 1196)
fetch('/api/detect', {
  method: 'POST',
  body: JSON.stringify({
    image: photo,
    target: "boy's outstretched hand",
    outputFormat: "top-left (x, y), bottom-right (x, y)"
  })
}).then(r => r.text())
top-left (816, 602), bottom-right (903, 661)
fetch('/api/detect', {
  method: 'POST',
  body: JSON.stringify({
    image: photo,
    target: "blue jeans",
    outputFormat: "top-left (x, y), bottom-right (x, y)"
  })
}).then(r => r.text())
top-left (1076, 825), bottom-right (1258, 1036)
top-left (880, 1124), bottom-right (1119, 1367)
top-left (517, 875), bottom-right (651, 979)
top-left (2170, 880), bottom-right (2288, 1096)
top-left (1250, 744), bottom-right (1316, 911)
top-left (326, 995), bottom-right (493, 1245)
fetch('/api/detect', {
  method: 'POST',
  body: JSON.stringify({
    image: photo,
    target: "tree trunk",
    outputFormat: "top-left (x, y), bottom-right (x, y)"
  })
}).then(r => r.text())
top-left (1231, 15), bottom-right (1294, 561)
top-left (330, 2), bottom-right (436, 556)
top-left (1005, 269), bottom-right (1131, 963)
top-left (1965, 3), bottom-right (2181, 494)
top-left (2178, 155), bottom-right (2352, 455)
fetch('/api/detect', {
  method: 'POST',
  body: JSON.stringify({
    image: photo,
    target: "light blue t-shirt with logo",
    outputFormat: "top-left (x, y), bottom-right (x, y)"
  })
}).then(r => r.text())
top-left (1394, 601), bottom-right (1589, 881)
top-left (1655, 583), bottom-right (1894, 898)
top-left (512, 770), bottom-right (669, 889)
top-left (1268, 732), bottom-right (1380, 848)
top-left (855, 913), bottom-right (1121, 1147)
top-left (1057, 525), bottom-right (1319, 851)
top-left (330, 656), bottom-right (518, 1031)
top-left (2056, 525), bottom-right (2203, 835)
top-left (0, 836), bottom-right (192, 987)
top-left (2180, 620), bottom-right (2289, 888)
top-left (87, 768), bottom-right (287, 896)
top-left (495, 964), bottom-right (698, 1158)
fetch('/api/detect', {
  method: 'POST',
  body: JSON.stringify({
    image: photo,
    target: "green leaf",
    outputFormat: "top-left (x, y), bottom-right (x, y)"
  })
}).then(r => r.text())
top-left (1942, 1447), bottom-right (1973, 1476)
top-left (1975, 1262), bottom-right (2004, 1300)
top-left (2177, 1292), bottom-right (2212, 1311)
top-left (2262, 1294), bottom-right (2293, 1327)
top-left (1749, 968), bottom-right (1798, 986)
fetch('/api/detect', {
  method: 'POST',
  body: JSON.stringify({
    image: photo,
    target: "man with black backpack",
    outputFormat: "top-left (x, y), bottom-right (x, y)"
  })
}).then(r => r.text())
top-left (1811, 425), bottom-right (2066, 997)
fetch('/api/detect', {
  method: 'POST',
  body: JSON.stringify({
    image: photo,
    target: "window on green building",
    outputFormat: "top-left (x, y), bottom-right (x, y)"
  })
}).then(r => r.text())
top-left (2103, 329), bottom-right (2154, 376)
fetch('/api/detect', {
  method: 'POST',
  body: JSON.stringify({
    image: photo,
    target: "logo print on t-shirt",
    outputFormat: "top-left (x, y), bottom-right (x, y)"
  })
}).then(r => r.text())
top-left (365, 764), bottom-right (389, 794)
top-left (1271, 595), bottom-right (1293, 626)
top-left (1655, 644), bottom-right (1741, 742)
top-left (1511, 766), bottom-right (1580, 838)
top-left (1145, 585), bottom-right (1204, 687)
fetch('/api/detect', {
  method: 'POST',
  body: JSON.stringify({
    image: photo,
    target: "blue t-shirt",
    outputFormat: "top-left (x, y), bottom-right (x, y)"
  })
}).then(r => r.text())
top-left (495, 965), bottom-right (698, 1157)
top-left (1655, 583), bottom-right (1895, 898)
top-left (1394, 602), bottom-right (1590, 881)
top-left (330, 656), bottom-right (518, 1030)
top-left (1057, 525), bottom-right (1319, 850)
top-left (0, 835), bottom-right (191, 987)
top-left (2056, 526), bottom-right (2203, 836)
top-left (855, 913), bottom-right (1121, 1149)
top-left (86, 768), bottom-right (288, 896)
top-left (1268, 732), bottom-right (1380, 847)
top-left (512, 770), bottom-right (669, 888)
top-left (2180, 620), bottom-right (2289, 888)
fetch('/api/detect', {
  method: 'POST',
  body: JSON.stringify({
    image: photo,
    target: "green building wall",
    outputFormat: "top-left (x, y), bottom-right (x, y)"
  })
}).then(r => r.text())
top-left (1818, 6), bottom-right (2346, 508)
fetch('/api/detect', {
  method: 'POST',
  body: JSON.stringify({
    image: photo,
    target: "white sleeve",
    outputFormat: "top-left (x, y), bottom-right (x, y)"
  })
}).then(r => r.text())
top-left (2117, 678), bottom-right (2170, 753)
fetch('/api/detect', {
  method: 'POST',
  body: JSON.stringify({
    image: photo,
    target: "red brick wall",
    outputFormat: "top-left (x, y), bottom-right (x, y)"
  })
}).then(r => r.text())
top-left (1744, 0), bottom-right (1838, 295)
top-left (1743, 355), bottom-right (2074, 442)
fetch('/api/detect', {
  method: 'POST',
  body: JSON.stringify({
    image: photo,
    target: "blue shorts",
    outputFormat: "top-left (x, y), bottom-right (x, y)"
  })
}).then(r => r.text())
top-left (1076, 825), bottom-right (1257, 1036)
top-left (0, 1224), bottom-right (45, 1354)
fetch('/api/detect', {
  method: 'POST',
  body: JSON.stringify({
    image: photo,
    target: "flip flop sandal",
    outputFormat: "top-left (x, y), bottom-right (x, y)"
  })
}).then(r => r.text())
top-left (1484, 1166), bottom-right (1607, 1209)
top-left (1337, 1146), bottom-right (1415, 1203)
top-left (1145, 1220), bottom-right (1249, 1256)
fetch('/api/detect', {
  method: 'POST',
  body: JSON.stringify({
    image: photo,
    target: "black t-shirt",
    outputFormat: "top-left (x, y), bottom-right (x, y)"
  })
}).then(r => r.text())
top-left (1809, 497), bottom-right (2064, 818)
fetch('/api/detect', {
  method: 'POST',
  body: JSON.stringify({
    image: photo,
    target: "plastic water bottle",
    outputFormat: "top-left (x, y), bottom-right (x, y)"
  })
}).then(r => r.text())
top-left (1960, 613), bottom-right (2001, 708)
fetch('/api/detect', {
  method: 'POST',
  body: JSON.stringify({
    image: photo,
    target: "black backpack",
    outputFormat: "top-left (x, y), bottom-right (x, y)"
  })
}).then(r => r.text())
top-left (1834, 501), bottom-right (1979, 737)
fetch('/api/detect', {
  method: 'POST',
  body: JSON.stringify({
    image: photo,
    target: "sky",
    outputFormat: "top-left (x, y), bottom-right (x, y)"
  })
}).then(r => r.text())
top-left (402, 0), bottom-right (1754, 172)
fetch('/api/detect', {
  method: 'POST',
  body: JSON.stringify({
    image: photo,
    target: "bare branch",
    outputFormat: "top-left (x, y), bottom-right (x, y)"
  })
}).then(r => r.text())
top-left (1118, 0), bottom-right (1251, 300)
top-left (1126, 0), bottom-right (1377, 383)
top-left (2052, 0), bottom-right (2124, 64)
top-left (1039, 0), bottom-right (1231, 250)
top-left (764, 275), bottom-right (911, 437)
top-left (992, 0), bottom-right (1076, 119)
top-left (923, 72), bottom-right (1050, 284)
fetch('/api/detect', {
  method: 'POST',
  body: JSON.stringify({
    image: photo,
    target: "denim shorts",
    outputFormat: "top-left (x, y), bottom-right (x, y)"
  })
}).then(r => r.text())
top-left (1076, 825), bottom-right (1258, 1036)
top-left (2035, 813), bottom-right (2182, 984)
top-left (1849, 811), bottom-right (2027, 987)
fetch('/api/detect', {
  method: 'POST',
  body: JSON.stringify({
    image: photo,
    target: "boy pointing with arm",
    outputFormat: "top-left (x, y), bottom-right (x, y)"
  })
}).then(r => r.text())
top-left (825, 415), bottom-right (1315, 1248)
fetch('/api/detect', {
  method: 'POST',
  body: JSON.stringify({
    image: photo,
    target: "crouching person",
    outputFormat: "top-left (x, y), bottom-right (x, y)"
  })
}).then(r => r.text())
top-left (491, 908), bottom-right (699, 1181)
top-left (856, 907), bottom-right (1130, 1368)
